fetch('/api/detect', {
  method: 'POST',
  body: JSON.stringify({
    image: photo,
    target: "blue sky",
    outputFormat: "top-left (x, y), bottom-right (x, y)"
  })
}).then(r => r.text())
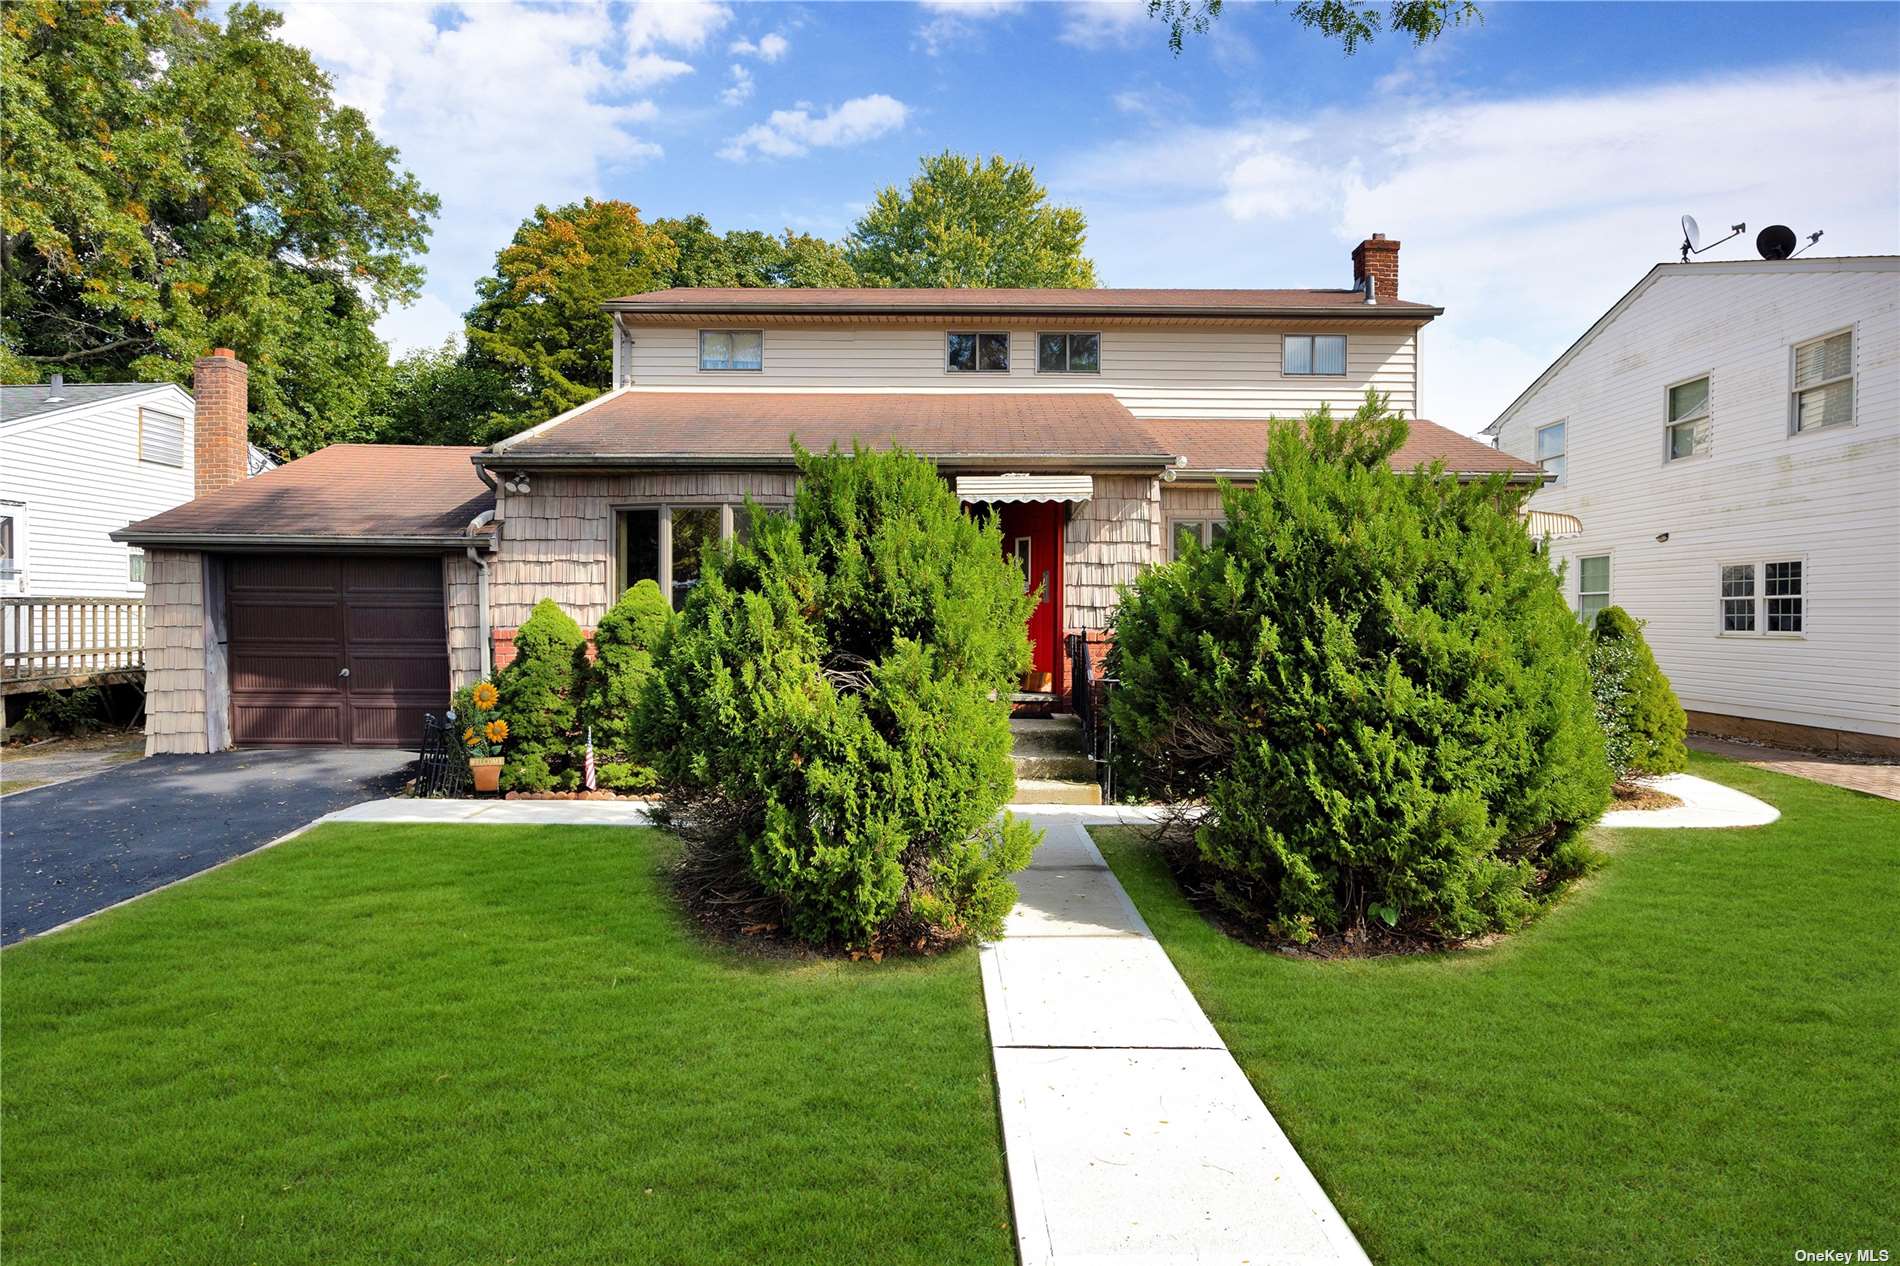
top-left (276, 0), bottom-right (1900, 431)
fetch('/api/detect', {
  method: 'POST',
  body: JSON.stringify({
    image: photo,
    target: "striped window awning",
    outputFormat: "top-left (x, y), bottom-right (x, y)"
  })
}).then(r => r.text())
top-left (955, 474), bottom-right (1094, 504)
top-left (1521, 509), bottom-right (1584, 539)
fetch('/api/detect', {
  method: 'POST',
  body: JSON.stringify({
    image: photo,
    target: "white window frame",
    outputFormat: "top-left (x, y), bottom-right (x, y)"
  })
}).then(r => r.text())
top-left (697, 329), bottom-right (764, 373)
top-left (1788, 326), bottom-right (1854, 435)
top-left (945, 331), bottom-right (1011, 374)
top-left (1167, 517), bottom-right (1226, 562)
top-left (1034, 331), bottom-right (1102, 375)
top-left (1281, 333), bottom-right (1348, 378)
top-left (127, 547), bottom-right (145, 586)
top-left (1716, 558), bottom-right (1808, 639)
top-left (138, 405), bottom-right (187, 467)
top-left (0, 500), bottom-right (27, 595)
top-left (1535, 421), bottom-right (1567, 485)
top-left (1663, 372), bottom-right (1711, 464)
top-left (1577, 553), bottom-right (1611, 625)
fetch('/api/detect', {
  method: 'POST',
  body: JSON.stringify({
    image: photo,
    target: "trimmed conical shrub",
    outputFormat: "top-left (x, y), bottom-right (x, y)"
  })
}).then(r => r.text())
top-left (581, 580), bottom-right (672, 791)
top-left (1589, 605), bottom-right (1688, 780)
top-left (496, 598), bottom-right (586, 792)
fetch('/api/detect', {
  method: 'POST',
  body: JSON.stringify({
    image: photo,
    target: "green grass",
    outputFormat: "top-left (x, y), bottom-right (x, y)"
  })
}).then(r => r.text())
top-left (1, 825), bottom-right (1014, 1266)
top-left (1095, 752), bottom-right (1900, 1265)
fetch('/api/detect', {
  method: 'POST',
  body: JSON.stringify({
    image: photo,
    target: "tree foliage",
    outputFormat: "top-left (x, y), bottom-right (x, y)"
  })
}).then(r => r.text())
top-left (1110, 393), bottom-right (1610, 944)
top-left (1588, 606), bottom-right (1688, 782)
top-left (1, 0), bottom-right (437, 457)
top-left (651, 214), bottom-right (858, 289)
top-left (846, 153), bottom-right (1097, 289)
top-left (1149, 0), bottom-right (1481, 55)
top-left (363, 340), bottom-right (516, 448)
top-left (640, 445), bottom-right (1040, 950)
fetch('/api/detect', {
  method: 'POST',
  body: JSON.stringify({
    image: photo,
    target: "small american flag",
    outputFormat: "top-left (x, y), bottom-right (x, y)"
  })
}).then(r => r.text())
top-left (583, 724), bottom-right (597, 792)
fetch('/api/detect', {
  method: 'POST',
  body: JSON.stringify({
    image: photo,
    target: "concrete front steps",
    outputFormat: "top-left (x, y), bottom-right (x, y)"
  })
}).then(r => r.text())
top-left (1010, 715), bottom-right (1102, 805)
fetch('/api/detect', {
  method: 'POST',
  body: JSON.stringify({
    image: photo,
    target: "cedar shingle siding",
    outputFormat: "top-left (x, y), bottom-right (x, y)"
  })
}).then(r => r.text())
top-left (143, 550), bottom-right (208, 754)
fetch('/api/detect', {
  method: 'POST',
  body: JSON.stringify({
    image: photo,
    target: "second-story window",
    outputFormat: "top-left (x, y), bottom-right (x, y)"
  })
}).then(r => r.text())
top-left (1666, 376), bottom-right (1710, 461)
top-left (1536, 421), bottom-right (1567, 483)
top-left (1283, 334), bottom-right (1346, 376)
top-left (1037, 333), bottom-right (1100, 373)
top-left (139, 407), bottom-right (186, 466)
top-left (699, 330), bottom-right (764, 371)
top-left (947, 332), bottom-right (1010, 373)
top-left (1791, 328), bottom-right (1853, 433)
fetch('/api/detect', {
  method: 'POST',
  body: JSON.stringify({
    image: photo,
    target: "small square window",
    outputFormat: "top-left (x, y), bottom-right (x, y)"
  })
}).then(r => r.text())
top-left (699, 330), bottom-right (763, 371)
top-left (948, 331), bottom-right (1010, 373)
top-left (1283, 334), bottom-right (1346, 376)
top-left (1578, 555), bottom-right (1610, 624)
top-left (1037, 332), bottom-right (1100, 373)
top-left (1168, 518), bottom-right (1225, 561)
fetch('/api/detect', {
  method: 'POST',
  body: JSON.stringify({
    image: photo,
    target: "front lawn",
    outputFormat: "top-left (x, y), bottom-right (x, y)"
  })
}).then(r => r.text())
top-left (1095, 753), bottom-right (1899, 1264)
top-left (1, 825), bottom-right (1014, 1266)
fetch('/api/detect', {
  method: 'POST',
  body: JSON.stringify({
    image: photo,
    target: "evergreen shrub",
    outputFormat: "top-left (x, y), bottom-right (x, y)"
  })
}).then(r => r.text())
top-left (581, 580), bottom-right (672, 791)
top-left (1588, 605), bottom-right (1688, 780)
top-left (640, 444), bottom-right (1040, 949)
top-left (1109, 393), bottom-right (1611, 943)
top-left (495, 598), bottom-right (586, 792)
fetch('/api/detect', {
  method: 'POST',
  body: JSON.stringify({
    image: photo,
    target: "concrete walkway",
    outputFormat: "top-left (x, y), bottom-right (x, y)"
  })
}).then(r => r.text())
top-left (1689, 735), bottom-right (1899, 802)
top-left (1600, 772), bottom-right (1780, 829)
top-left (325, 797), bottom-right (656, 827)
top-left (985, 813), bottom-right (1371, 1266)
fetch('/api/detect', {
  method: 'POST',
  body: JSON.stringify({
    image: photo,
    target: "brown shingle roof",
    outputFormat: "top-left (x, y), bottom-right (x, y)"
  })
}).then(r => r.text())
top-left (1139, 417), bottom-right (1543, 479)
top-left (493, 391), bottom-right (1172, 466)
top-left (606, 287), bottom-right (1441, 318)
top-left (115, 444), bottom-right (493, 545)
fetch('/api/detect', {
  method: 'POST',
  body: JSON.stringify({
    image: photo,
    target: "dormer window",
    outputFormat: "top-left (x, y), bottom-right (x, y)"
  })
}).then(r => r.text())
top-left (1283, 334), bottom-right (1346, 376)
top-left (699, 330), bottom-right (763, 371)
top-left (947, 332), bottom-right (1010, 373)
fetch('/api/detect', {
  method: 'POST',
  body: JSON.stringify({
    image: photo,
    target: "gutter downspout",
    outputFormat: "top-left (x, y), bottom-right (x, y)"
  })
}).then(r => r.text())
top-left (466, 509), bottom-right (496, 677)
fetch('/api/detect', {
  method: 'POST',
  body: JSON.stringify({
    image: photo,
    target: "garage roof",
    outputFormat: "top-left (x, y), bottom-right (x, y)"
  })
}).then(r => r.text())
top-left (1139, 417), bottom-right (1543, 480)
top-left (114, 444), bottom-right (494, 547)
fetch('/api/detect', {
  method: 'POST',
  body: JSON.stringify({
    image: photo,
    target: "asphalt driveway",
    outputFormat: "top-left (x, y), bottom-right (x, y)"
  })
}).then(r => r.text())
top-left (1, 748), bottom-right (413, 944)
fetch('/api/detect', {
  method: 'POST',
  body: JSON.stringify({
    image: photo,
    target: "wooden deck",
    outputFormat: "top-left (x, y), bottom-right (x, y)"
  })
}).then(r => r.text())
top-left (2, 597), bottom-right (145, 696)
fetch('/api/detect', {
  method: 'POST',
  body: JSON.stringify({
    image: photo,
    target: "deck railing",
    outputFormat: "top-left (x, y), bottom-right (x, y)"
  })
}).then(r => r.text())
top-left (1, 597), bottom-right (145, 685)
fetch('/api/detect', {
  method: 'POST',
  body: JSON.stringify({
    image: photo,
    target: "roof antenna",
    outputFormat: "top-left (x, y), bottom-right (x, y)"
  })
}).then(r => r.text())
top-left (1679, 214), bottom-right (1745, 263)
top-left (1791, 229), bottom-right (1824, 258)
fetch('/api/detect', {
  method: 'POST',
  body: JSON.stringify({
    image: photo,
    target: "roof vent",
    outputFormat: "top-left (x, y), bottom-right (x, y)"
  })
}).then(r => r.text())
top-left (44, 372), bottom-right (64, 404)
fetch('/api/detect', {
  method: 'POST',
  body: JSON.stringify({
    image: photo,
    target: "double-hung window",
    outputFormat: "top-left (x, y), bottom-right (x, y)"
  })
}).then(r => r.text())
top-left (1037, 332), bottom-right (1100, 373)
top-left (1719, 560), bottom-right (1804, 636)
top-left (1577, 555), bottom-right (1610, 624)
top-left (1535, 421), bottom-right (1567, 483)
top-left (699, 330), bottom-right (763, 371)
top-left (1790, 329), bottom-right (1852, 433)
top-left (1169, 518), bottom-right (1227, 561)
top-left (947, 332), bottom-right (1010, 373)
top-left (1666, 376), bottom-right (1709, 461)
top-left (1283, 334), bottom-right (1346, 376)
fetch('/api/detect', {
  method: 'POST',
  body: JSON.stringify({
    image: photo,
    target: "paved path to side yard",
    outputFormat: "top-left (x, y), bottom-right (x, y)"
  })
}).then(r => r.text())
top-left (1688, 735), bottom-right (1899, 801)
top-left (0, 733), bottom-right (143, 796)
top-left (1601, 772), bottom-right (1779, 829)
top-left (326, 797), bottom-right (656, 827)
top-left (1, 749), bottom-right (412, 944)
top-left (985, 812), bottom-right (1372, 1266)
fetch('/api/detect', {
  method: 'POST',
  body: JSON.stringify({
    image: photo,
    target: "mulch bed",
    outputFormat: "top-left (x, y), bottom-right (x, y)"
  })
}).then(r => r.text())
top-left (1612, 782), bottom-right (1684, 811)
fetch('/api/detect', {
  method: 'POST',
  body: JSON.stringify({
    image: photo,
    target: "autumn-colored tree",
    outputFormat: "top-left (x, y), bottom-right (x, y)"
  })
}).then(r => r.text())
top-left (463, 198), bottom-right (678, 433)
top-left (1, 0), bottom-right (437, 457)
top-left (846, 153), bottom-right (1097, 289)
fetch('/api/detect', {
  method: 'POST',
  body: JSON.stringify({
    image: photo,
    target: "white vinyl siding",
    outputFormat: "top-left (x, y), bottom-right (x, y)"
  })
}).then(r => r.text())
top-left (0, 387), bottom-right (195, 597)
top-left (1790, 328), bottom-right (1853, 432)
top-left (1495, 261), bottom-right (1898, 740)
top-left (623, 325), bottom-right (1420, 417)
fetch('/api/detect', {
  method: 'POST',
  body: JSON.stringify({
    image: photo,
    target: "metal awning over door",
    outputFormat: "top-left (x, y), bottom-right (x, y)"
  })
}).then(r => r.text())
top-left (955, 474), bottom-right (1094, 504)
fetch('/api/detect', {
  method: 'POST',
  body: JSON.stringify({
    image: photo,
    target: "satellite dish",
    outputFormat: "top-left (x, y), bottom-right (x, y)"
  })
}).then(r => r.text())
top-left (1681, 215), bottom-right (1702, 251)
top-left (1757, 224), bottom-right (1798, 260)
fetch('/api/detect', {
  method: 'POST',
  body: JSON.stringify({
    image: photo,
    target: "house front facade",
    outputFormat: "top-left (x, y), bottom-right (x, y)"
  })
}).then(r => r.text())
top-left (1488, 255), bottom-right (1899, 756)
top-left (119, 236), bottom-right (1540, 755)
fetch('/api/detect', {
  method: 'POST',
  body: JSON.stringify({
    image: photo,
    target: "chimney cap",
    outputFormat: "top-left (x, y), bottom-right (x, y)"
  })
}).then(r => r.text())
top-left (211, 347), bottom-right (237, 359)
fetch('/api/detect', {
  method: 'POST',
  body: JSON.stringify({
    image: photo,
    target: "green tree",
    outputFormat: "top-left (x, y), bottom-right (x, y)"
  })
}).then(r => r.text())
top-left (363, 340), bottom-right (516, 447)
top-left (651, 215), bottom-right (858, 288)
top-left (1110, 393), bottom-right (1610, 944)
top-left (1588, 606), bottom-right (1688, 781)
top-left (463, 197), bottom-right (678, 435)
top-left (846, 153), bottom-right (1097, 289)
top-left (1, 0), bottom-right (437, 457)
top-left (1149, 0), bottom-right (1481, 55)
top-left (641, 446), bottom-right (1040, 950)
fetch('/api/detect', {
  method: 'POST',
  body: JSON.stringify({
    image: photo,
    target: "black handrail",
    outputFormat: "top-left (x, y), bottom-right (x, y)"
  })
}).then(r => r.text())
top-left (1066, 634), bottom-right (1117, 803)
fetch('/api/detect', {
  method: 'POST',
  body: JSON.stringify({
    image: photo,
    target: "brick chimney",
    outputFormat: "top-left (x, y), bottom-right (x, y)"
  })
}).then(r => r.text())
top-left (192, 348), bottom-right (249, 499)
top-left (1351, 233), bottom-right (1401, 304)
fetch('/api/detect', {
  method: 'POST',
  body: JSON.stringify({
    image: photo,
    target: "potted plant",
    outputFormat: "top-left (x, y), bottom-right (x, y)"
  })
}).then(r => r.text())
top-left (456, 680), bottom-right (509, 793)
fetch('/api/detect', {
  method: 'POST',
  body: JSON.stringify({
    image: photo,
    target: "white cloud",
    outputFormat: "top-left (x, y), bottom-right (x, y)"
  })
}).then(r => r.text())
top-left (1058, 0), bottom-right (1146, 50)
top-left (626, 52), bottom-right (695, 87)
top-left (721, 63), bottom-right (754, 106)
top-left (275, 1), bottom-right (665, 353)
top-left (1054, 69), bottom-right (1900, 432)
top-left (719, 93), bottom-right (911, 161)
top-left (915, 0), bottom-right (1022, 55)
top-left (729, 31), bottom-right (789, 61)
top-left (625, 0), bottom-right (730, 55)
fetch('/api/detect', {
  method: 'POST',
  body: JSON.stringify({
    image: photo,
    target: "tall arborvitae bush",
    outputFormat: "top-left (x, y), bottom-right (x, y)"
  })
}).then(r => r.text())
top-left (640, 444), bottom-right (1040, 949)
top-left (1588, 605), bottom-right (1688, 781)
top-left (581, 580), bottom-right (673, 791)
top-left (1110, 393), bottom-right (1611, 943)
top-left (496, 598), bottom-right (586, 791)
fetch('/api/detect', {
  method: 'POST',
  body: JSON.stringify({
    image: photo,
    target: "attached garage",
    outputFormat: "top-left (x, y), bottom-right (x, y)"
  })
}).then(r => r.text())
top-left (115, 445), bottom-right (495, 755)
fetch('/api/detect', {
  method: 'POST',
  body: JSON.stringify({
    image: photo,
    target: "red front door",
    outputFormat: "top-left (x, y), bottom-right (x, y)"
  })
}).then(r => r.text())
top-left (998, 502), bottom-right (1063, 694)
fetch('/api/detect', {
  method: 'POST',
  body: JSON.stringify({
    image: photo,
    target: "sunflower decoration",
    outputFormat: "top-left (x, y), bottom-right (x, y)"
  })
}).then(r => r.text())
top-left (484, 718), bottom-right (510, 744)
top-left (471, 681), bottom-right (499, 710)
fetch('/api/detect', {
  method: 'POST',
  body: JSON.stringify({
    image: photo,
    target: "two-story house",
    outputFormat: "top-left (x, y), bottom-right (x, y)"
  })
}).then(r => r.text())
top-left (1487, 255), bottom-right (1899, 756)
top-left (116, 236), bottom-right (1540, 754)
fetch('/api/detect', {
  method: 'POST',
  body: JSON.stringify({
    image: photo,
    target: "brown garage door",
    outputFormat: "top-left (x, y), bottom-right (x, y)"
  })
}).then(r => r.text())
top-left (226, 554), bottom-right (449, 747)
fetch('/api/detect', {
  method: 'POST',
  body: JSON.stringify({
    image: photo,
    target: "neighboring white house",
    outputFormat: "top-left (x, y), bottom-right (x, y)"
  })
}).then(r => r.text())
top-left (1488, 255), bottom-right (1900, 756)
top-left (0, 375), bottom-right (273, 598)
